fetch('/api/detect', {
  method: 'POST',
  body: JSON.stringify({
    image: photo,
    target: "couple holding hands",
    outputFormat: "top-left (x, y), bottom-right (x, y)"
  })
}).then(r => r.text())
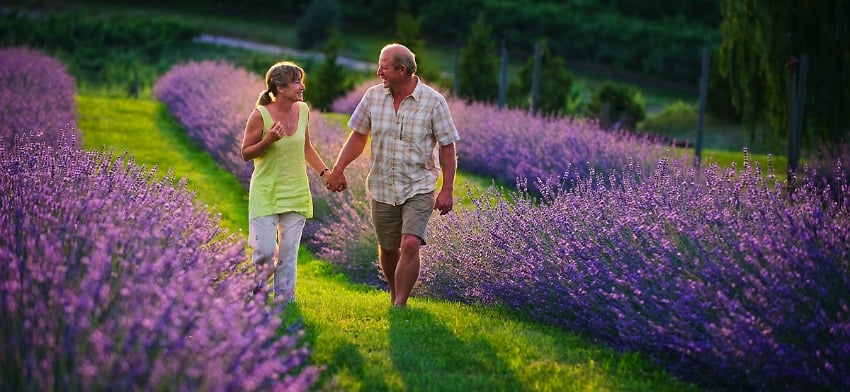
top-left (241, 43), bottom-right (459, 308)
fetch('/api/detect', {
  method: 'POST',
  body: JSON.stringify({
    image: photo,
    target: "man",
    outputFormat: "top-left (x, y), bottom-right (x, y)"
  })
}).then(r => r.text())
top-left (326, 43), bottom-right (460, 308)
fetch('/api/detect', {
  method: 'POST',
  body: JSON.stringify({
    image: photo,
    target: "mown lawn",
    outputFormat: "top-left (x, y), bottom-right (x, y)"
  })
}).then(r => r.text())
top-left (75, 93), bottom-right (701, 391)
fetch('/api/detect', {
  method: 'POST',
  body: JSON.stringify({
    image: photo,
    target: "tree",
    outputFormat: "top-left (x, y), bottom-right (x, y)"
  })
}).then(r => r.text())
top-left (717, 0), bottom-right (850, 147)
top-left (305, 30), bottom-right (352, 112)
top-left (295, 0), bottom-right (342, 50)
top-left (509, 40), bottom-right (573, 116)
top-left (458, 13), bottom-right (499, 103)
top-left (393, 5), bottom-right (443, 86)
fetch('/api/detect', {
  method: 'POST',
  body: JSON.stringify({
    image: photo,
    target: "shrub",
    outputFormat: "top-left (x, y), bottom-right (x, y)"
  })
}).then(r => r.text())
top-left (0, 11), bottom-right (198, 92)
top-left (420, 153), bottom-right (850, 390)
top-left (154, 60), bottom-right (261, 187)
top-left (584, 82), bottom-right (646, 130)
top-left (304, 35), bottom-right (354, 112)
top-left (640, 100), bottom-right (698, 136)
top-left (457, 13), bottom-right (498, 104)
top-left (508, 40), bottom-right (573, 116)
top-left (1, 130), bottom-right (320, 391)
top-left (0, 47), bottom-right (76, 144)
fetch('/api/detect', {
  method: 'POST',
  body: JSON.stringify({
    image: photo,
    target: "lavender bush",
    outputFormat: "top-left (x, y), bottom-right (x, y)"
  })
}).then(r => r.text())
top-left (330, 78), bottom-right (380, 115)
top-left (448, 99), bottom-right (669, 191)
top-left (1, 130), bottom-right (319, 391)
top-left (420, 153), bottom-right (850, 390)
top-left (0, 47), bottom-right (77, 145)
top-left (333, 79), bottom-right (670, 193)
top-left (810, 142), bottom-right (850, 203)
top-left (154, 60), bottom-right (261, 187)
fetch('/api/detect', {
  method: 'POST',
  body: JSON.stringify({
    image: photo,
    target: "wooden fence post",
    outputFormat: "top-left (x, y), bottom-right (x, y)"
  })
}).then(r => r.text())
top-left (694, 48), bottom-right (711, 168)
top-left (498, 39), bottom-right (507, 109)
top-left (787, 54), bottom-right (808, 176)
top-left (530, 42), bottom-right (541, 114)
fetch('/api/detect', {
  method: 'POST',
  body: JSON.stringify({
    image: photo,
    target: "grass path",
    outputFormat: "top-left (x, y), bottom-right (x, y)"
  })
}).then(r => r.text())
top-left (75, 93), bottom-right (700, 391)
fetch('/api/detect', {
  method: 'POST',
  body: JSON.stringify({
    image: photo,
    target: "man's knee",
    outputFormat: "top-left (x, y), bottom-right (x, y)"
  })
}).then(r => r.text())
top-left (400, 234), bottom-right (422, 252)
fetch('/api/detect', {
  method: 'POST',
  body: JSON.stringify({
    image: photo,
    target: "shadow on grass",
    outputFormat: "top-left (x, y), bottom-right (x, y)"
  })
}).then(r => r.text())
top-left (388, 306), bottom-right (522, 391)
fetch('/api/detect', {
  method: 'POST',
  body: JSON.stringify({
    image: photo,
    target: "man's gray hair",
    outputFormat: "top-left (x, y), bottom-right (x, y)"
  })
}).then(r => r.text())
top-left (381, 43), bottom-right (417, 76)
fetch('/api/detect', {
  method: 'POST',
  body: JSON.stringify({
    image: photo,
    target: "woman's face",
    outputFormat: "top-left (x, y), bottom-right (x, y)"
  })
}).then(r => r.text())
top-left (276, 77), bottom-right (305, 102)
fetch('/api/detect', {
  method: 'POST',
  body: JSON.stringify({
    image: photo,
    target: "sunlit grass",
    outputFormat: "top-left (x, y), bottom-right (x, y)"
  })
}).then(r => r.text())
top-left (76, 94), bottom-right (248, 234)
top-left (287, 253), bottom-right (699, 392)
top-left (75, 92), bottom-right (700, 391)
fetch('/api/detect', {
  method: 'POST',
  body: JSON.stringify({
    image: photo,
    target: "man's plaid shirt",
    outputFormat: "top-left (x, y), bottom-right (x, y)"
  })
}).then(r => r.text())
top-left (348, 78), bottom-right (460, 205)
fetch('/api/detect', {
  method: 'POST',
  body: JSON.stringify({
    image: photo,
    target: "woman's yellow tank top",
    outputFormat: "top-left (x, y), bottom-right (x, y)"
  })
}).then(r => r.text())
top-left (248, 101), bottom-right (312, 220)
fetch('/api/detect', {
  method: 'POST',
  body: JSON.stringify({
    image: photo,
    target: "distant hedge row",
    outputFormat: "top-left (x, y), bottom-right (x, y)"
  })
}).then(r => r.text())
top-left (0, 10), bottom-right (198, 90)
top-left (68, 0), bottom-right (720, 85)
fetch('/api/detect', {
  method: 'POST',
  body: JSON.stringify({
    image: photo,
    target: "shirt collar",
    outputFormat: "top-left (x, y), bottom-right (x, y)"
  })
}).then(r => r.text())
top-left (383, 76), bottom-right (422, 101)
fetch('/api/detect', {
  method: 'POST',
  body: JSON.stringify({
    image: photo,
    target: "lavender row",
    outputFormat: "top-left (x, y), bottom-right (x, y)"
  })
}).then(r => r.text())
top-left (154, 61), bottom-right (380, 283)
top-left (333, 79), bottom-right (670, 191)
top-left (0, 131), bottom-right (319, 391)
top-left (419, 154), bottom-right (850, 390)
top-left (153, 60), bottom-right (261, 187)
top-left (0, 47), bottom-right (77, 145)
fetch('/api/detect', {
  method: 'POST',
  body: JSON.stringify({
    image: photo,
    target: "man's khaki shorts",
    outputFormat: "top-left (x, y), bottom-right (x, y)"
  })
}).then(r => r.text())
top-left (371, 191), bottom-right (435, 249)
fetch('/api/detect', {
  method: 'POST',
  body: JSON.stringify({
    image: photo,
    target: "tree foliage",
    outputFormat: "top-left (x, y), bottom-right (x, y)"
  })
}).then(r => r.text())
top-left (305, 31), bottom-right (352, 112)
top-left (295, 0), bottom-right (342, 50)
top-left (392, 5), bottom-right (444, 86)
top-left (509, 41), bottom-right (573, 116)
top-left (458, 14), bottom-right (499, 103)
top-left (585, 82), bottom-right (646, 130)
top-left (717, 0), bottom-right (850, 146)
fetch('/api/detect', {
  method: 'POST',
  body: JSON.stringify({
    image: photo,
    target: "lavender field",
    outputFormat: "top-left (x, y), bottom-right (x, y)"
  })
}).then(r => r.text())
top-left (1, 49), bottom-right (319, 391)
top-left (157, 63), bottom-right (850, 390)
top-left (6, 45), bottom-right (847, 389)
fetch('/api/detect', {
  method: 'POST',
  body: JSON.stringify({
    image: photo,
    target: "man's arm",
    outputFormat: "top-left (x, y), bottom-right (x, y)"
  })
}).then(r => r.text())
top-left (326, 131), bottom-right (369, 192)
top-left (434, 142), bottom-right (457, 215)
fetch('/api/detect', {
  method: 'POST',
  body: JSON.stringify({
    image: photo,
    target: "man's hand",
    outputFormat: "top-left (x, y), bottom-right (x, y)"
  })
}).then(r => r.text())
top-left (434, 189), bottom-right (453, 215)
top-left (325, 168), bottom-right (347, 192)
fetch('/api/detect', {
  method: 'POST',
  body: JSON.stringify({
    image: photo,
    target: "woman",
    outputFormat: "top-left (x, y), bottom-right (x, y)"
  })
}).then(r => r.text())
top-left (241, 61), bottom-right (331, 302)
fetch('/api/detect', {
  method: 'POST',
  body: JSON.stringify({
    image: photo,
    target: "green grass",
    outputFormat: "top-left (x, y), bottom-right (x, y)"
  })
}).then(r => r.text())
top-left (288, 256), bottom-right (699, 391)
top-left (74, 93), bottom-right (700, 391)
top-left (76, 94), bottom-right (248, 234)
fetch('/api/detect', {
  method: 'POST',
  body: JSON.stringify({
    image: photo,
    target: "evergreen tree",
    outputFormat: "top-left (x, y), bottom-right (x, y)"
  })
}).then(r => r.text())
top-left (305, 30), bottom-right (351, 111)
top-left (295, 0), bottom-right (342, 50)
top-left (393, 5), bottom-right (443, 86)
top-left (509, 40), bottom-right (573, 116)
top-left (458, 13), bottom-right (498, 103)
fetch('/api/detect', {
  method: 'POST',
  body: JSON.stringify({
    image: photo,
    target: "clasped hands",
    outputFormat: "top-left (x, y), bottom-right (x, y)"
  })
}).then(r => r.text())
top-left (324, 169), bottom-right (347, 192)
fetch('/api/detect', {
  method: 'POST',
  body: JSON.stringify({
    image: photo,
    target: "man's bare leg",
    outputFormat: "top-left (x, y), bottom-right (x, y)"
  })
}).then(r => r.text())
top-left (379, 247), bottom-right (400, 304)
top-left (392, 234), bottom-right (422, 307)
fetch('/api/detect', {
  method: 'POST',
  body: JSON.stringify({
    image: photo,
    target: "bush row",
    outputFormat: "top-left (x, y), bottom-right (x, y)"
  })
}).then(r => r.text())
top-left (0, 10), bottom-right (199, 91)
top-left (420, 154), bottom-right (850, 390)
top-left (0, 47), bottom-right (77, 144)
top-left (335, 79), bottom-right (669, 192)
top-left (1, 49), bottom-right (319, 391)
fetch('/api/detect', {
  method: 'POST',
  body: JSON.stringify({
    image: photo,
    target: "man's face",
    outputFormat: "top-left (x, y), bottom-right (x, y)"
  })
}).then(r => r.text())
top-left (377, 52), bottom-right (403, 89)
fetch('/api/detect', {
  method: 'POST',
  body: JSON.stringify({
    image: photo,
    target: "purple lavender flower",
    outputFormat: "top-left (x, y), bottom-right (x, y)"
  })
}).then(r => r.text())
top-left (1, 130), bottom-right (320, 391)
top-left (421, 154), bottom-right (850, 390)
top-left (0, 47), bottom-right (77, 145)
